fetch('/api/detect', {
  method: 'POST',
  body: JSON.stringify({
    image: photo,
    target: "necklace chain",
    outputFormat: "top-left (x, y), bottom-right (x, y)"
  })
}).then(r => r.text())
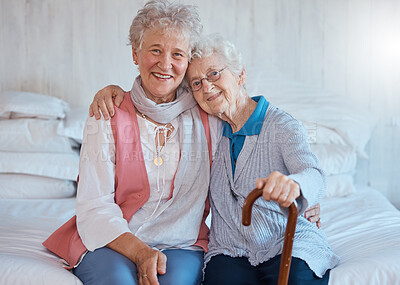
top-left (136, 108), bottom-right (174, 167)
top-left (135, 109), bottom-right (175, 218)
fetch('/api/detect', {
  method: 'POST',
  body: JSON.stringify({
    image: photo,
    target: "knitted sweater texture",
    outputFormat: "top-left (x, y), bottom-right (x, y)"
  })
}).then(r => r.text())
top-left (206, 103), bottom-right (340, 277)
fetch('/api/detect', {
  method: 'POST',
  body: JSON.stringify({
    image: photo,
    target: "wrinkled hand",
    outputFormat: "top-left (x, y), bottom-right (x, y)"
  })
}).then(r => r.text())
top-left (107, 233), bottom-right (166, 285)
top-left (304, 203), bottom-right (321, 229)
top-left (255, 171), bottom-right (300, 208)
top-left (133, 243), bottom-right (167, 285)
top-left (89, 85), bottom-right (125, 120)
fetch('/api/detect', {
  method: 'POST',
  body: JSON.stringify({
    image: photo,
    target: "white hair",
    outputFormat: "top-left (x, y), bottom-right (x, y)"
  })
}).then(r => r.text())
top-left (129, 0), bottom-right (202, 58)
top-left (191, 34), bottom-right (244, 76)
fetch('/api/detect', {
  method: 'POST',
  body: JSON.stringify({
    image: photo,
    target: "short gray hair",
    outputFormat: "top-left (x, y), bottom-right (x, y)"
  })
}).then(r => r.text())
top-left (191, 34), bottom-right (244, 76)
top-left (129, 0), bottom-right (202, 57)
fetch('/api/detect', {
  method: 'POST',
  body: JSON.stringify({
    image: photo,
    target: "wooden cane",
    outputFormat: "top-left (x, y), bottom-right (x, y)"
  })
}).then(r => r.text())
top-left (242, 188), bottom-right (298, 285)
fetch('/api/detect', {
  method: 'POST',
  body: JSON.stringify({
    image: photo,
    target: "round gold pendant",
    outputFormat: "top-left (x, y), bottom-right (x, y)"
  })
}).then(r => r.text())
top-left (154, 157), bottom-right (163, 166)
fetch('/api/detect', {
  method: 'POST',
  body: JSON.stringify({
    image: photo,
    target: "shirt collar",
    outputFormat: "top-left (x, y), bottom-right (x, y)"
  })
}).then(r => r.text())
top-left (223, 96), bottom-right (269, 138)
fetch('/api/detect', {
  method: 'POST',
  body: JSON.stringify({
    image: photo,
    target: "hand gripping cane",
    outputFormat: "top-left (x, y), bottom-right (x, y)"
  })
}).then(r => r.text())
top-left (242, 188), bottom-right (298, 285)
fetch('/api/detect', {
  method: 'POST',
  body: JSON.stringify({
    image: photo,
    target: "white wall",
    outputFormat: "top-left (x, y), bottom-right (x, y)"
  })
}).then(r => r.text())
top-left (1, 0), bottom-right (399, 207)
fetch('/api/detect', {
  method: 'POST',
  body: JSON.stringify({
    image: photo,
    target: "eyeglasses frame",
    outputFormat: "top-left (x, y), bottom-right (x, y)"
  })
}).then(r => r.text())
top-left (189, 67), bottom-right (227, 91)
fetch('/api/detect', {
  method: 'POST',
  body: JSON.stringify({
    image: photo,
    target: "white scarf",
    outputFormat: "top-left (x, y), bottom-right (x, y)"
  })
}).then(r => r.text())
top-left (130, 76), bottom-right (197, 124)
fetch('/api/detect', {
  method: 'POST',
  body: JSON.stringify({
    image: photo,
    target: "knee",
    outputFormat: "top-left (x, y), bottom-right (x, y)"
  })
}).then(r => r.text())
top-left (160, 267), bottom-right (202, 285)
top-left (159, 249), bottom-right (203, 285)
top-left (287, 258), bottom-right (330, 285)
top-left (75, 265), bottom-right (137, 285)
top-left (165, 273), bottom-right (201, 285)
top-left (73, 248), bottom-right (138, 285)
top-left (101, 270), bottom-right (137, 285)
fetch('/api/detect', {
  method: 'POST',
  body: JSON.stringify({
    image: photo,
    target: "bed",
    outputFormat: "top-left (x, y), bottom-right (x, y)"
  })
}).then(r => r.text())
top-left (1, 89), bottom-right (399, 285)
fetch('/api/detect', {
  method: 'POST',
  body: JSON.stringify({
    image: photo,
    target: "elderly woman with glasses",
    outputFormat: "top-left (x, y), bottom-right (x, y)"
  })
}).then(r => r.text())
top-left (91, 33), bottom-right (337, 284)
top-left (43, 1), bottom-right (211, 285)
top-left (186, 34), bottom-right (340, 285)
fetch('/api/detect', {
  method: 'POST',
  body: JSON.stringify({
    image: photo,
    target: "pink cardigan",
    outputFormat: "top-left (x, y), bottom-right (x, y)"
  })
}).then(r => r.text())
top-left (42, 94), bottom-right (212, 269)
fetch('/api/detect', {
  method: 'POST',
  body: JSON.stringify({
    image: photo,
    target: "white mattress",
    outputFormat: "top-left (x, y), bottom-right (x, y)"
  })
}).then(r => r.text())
top-left (321, 187), bottom-right (400, 285)
top-left (0, 187), bottom-right (399, 285)
top-left (0, 198), bottom-right (82, 285)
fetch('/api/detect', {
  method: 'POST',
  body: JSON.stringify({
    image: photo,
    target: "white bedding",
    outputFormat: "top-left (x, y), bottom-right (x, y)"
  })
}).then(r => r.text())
top-left (321, 187), bottom-right (400, 285)
top-left (1, 187), bottom-right (399, 285)
top-left (0, 198), bottom-right (82, 285)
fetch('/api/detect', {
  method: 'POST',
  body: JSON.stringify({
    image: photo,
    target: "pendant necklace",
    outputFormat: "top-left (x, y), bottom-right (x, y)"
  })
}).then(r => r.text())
top-left (136, 109), bottom-right (173, 166)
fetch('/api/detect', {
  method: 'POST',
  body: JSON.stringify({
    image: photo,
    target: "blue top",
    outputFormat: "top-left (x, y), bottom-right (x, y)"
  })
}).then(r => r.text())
top-left (222, 96), bottom-right (269, 176)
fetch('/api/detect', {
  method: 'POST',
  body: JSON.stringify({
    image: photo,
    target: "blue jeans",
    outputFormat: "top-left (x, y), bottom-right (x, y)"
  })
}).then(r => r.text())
top-left (203, 254), bottom-right (330, 285)
top-left (73, 247), bottom-right (204, 285)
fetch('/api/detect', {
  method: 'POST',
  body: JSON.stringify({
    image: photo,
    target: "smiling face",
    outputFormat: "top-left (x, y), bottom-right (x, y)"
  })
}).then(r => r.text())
top-left (187, 54), bottom-right (246, 116)
top-left (132, 28), bottom-right (190, 103)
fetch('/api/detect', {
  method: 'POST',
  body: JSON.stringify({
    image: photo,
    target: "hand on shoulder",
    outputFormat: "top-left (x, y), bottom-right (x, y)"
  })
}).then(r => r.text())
top-left (89, 85), bottom-right (125, 120)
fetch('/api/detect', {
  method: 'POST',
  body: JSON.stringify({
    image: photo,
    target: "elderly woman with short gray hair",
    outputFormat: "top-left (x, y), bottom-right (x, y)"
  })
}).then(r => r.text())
top-left (186, 34), bottom-right (339, 285)
top-left (43, 1), bottom-right (210, 285)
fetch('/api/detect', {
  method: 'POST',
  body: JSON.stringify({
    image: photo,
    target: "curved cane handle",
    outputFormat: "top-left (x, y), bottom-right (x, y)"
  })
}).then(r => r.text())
top-left (242, 188), bottom-right (298, 285)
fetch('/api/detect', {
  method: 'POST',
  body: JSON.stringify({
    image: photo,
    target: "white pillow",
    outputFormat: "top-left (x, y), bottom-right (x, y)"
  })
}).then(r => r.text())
top-left (299, 111), bottom-right (374, 159)
top-left (325, 174), bottom-right (356, 198)
top-left (0, 91), bottom-right (69, 119)
top-left (57, 107), bottom-right (88, 143)
top-left (0, 119), bottom-right (74, 153)
top-left (0, 173), bottom-right (76, 199)
top-left (303, 122), bottom-right (347, 145)
top-left (0, 151), bottom-right (79, 181)
top-left (311, 144), bottom-right (357, 176)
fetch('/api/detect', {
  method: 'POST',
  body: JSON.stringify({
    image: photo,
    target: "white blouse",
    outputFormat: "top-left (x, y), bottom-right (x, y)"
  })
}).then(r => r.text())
top-left (130, 115), bottom-right (180, 237)
top-left (76, 113), bottom-right (222, 252)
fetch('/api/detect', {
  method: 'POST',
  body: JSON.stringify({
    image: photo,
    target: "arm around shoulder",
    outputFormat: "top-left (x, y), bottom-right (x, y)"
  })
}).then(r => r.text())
top-left (89, 85), bottom-right (126, 120)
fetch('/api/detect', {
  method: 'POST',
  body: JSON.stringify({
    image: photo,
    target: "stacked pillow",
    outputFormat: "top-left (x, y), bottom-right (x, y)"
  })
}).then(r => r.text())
top-left (309, 141), bottom-right (357, 198)
top-left (0, 91), bottom-right (85, 199)
top-left (245, 68), bottom-right (376, 198)
top-left (275, 96), bottom-right (374, 198)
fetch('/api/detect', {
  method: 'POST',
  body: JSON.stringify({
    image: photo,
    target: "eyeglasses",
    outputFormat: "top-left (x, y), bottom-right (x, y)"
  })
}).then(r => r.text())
top-left (189, 67), bottom-right (227, 91)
